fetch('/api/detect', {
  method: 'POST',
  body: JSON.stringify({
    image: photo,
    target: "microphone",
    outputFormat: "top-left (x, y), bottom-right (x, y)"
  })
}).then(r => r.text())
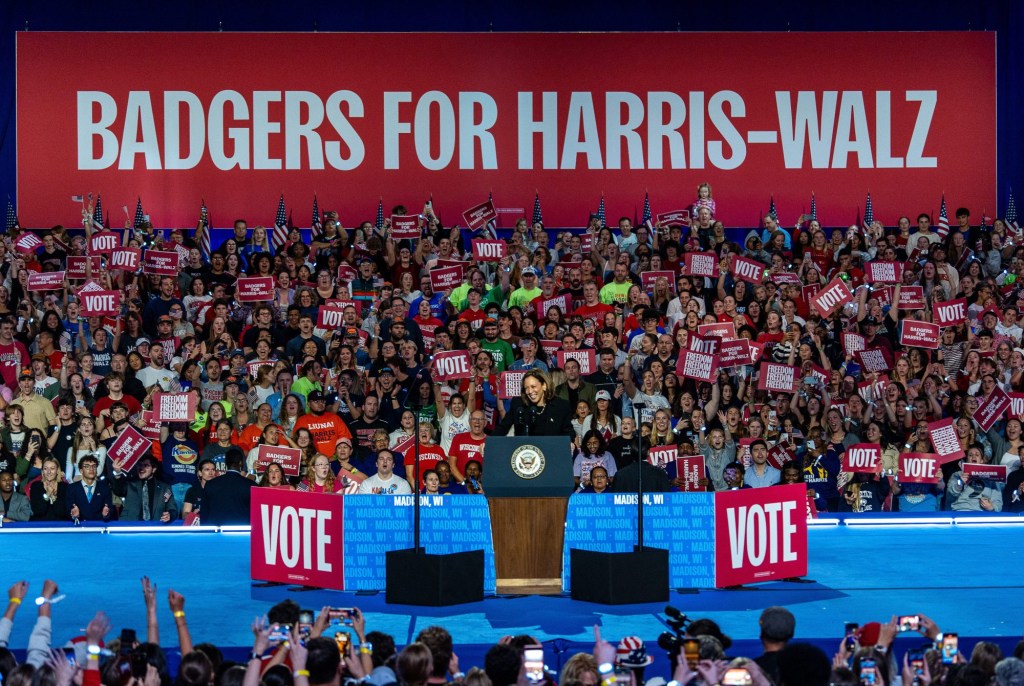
top-left (518, 406), bottom-right (529, 436)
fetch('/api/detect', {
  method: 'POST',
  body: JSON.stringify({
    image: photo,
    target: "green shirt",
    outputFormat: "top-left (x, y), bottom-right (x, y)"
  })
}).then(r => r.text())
top-left (480, 338), bottom-right (516, 372)
top-left (508, 286), bottom-right (542, 309)
top-left (599, 280), bottom-right (632, 305)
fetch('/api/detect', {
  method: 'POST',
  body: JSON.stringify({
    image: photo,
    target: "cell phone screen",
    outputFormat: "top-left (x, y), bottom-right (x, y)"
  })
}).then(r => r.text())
top-left (898, 615), bottom-right (921, 632)
top-left (523, 646), bottom-right (544, 683)
top-left (859, 659), bottom-right (876, 686)
top-left (942, 634), bottom-right (958, 664)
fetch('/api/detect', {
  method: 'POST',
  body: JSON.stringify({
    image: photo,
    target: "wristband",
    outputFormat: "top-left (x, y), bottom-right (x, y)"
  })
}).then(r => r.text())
top-left (87, 645), bottom-right (102, 656)
top-left (8, 597), bottom-right (20, 605)
top-left (293, 670), bottom-right (310, 678)
top-left (248, 651), bottom-right (262, 662)
top-left (451, 672), bottom-right (465, 680)
top-left (597, 663), bottom-right (614, 676)
top-left (360, 647), bottom-right (372, 655)
top-left (173, 611), bottom-right (185, 618)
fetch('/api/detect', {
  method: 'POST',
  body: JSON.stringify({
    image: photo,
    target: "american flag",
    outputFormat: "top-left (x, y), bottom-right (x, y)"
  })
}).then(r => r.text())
top-left (5, 197), bottom-right (16, 232)
top-left (596, 194), bottom-right (606, 227)
top-left (198, 200), bottom-right (212, 262)
top-left (271, 195), bottom-right (288, 251)
top-left (1007, 188), bottom-right (1020, 233)
top-left (481, 191), bottom-right (498, 239)
top-left (375, 198), bottom-right (384, 231)
top-left (768, 196), bottom-right (778, 222)
top-left (937, 194), bottom-right (950, 238)
top-left (863, 192), bottom-right (873, 227)
top-left (641, 191), bottom-right (653, 230)
top-left (532, 192), bottom-right (543, 225)
top-left (93, 195), bottom-right (105, 230)
top-left (133, 197), bottom-right (146, 230)
top-left (809, 193), bottom-right (817, 223)
top-left (310, 195), bottom-right (323, 241)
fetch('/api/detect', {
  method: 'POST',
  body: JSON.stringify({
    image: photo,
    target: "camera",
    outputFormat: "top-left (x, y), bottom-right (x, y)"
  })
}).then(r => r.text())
top-left (656, 605), bottom-right (692, 665)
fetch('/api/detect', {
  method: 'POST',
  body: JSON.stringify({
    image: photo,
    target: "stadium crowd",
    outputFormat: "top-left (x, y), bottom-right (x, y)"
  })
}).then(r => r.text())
top-left (1, 184), bottom-right (1024, 523)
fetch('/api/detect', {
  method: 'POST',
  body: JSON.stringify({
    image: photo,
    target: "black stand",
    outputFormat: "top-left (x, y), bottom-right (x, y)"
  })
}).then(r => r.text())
top-left (569, 406), bottom-right (669, 604)
top-left (385, 392), bottom-right (484, 606)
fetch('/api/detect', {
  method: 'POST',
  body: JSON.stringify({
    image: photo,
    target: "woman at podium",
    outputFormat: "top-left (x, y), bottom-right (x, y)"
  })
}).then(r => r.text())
top-left (495, 370), bottom-right (575, 442)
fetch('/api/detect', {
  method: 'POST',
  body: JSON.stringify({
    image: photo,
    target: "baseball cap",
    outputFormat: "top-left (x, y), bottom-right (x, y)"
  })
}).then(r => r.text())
top-left (136, 337), bottom-right (151, 347)
top-left (596, 390), bottom-right (612, 401)
top-left (18, 368), bottom-right (32, 379)
top-left (759, 606), bottom-right (796, 642)
top-left (158, 315), bottom-right (173, 323)
top-left (855, 622), bottom-right (881, 647)
top-left (379, 367), bottom-right (395, 376)
top-left (484, 317), bottom-right (498, 325)
top-left (861, 316), bottom-right (880, 326)
top-left (345, 327), bottom-right (359, 337)
top-left (522, 267), bottom-right (538, 276)
top-left (308, 390), bottom-right (326, 402)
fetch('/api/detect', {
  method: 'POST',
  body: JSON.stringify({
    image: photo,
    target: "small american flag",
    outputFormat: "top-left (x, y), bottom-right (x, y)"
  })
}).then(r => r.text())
top-left (596, 194), bottom-right (606, 227)
top-left (310, 195), bottom-right (323, 241)
top-left (863, 192), bottom-right (873, 227)
top-left (768, 196), bottom-right (778, 222)
top-left (641, 191), bottom-right (653, 230)
top-left (481, 191), bottom-right (498, 239)
top-left (532, 192), bottom-right (543, 226)
top-left (133, 197), bottom-right (146, 230)
top-left (1007, 188), bottom-right (1020, 233)
top-left (937, 194), bottom-right (950, 238)
top-left (375, 198), bottom-right (384, 231)
top-left (198, 200), bottom-right (212, 262)
top-left (809, 193), bottom-right (817, 223)
top-left (93, 195), bottom-right (105, 230)
top-left (5, 197), bottom-right (16, 232)
top-left (271, 195), bottom-right (288, 251)
top-left (71, 195), bottom-right (84, 203)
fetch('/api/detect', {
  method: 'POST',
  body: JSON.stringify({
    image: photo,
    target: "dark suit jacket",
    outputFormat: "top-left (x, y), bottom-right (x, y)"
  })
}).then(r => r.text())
top-left (496, 396), bottom-right (575, 440)
top-left (610, 460), bottom-right (672, 493)
top-left (2, 491), bottom-right (32, 521)
top-left (202, 471), bottom-right (256, 526)
top-left (29, 481), bottom-right (70, 521)
top-left (66, 479), bottom-right (117, 522)
top-left (111, 476), bottom-right (178, 522)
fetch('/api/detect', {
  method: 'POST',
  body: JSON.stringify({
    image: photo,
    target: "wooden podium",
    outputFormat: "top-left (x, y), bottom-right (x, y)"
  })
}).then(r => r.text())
top-left (485, 436), bottom-right (572, 595)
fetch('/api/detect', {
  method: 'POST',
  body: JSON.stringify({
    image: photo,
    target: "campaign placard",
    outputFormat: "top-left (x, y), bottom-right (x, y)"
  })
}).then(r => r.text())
top-left (933, 297), bottom-right (968, 326)
top-left (236, 276), bottom-right (275, 302)
top-left (108, 424), bottom-right (151, 473)
top-left (1009, 393), bottom-right (1024, 419)
top-left (66, 255), bottom-right (103, 279)
top-left (142, 249), bottom-right (180, 276)
top-left (533, 293), bottom-right (571, 319)
top-left (900, 320), bottom-right (940, 349)
top-left (730, 255), bottom-right (764, 285)
top-left (250, 488), bottom-right (345, 590)
top-left (766, 443), bottom-right (794, 470)
top-left (555, 349), bottom-right (597, 375)
top-left (27, 271), bottom-right (65, 292)
top-left (539, 339), bottom-right (561, 359)
top-left (714, 483), bottom-right (808, 587)
top-left (769, 272), bottom-right (802, 285)
top-left (865, 260), bottom-right (904, 283)
top-left (137, 410), bottom-right (162, 441)
top-left (963, 463), bottom-right (1009, 482)
top-left (461, 199), bottom-right (497, 229)
top-left (757, 362), bottom-right (799, 393)
top-left (641, 270), bottom-right (677, 292)
top-left (898, 453), bottom-right (942, 484)
top-left (810, 278), bottom-right (853, 318)
top-left (842, 444), bottom-right (882, 474)
top-left (88, 231), bottom-right (120, 254)
top-left (317, 303), bottom-right (347, 329)
top-left (79, 289), bottom-right (121, 316)
top-left (677, 350), bottom-right (718, 383)
top-left (254, 444), bottom-right (303, 477)
top-left (173, 243), bottom-right (190, 264)
top-left (718, 339), bottom-right (751, 368)
top-left (336, 263), bottom-right (357, 281)
top-left (928, 417), bottom-right (965, 462)
top-left (856, 348), bottom-right (892, 373)
top-left (697, 322), bottom-right (736, 339)
top-left (431, 350), bottom-right (473, 380)
top-left (687, 332), bottom-right (720, 355)
top-left (843, 332), bottom-right (866, 355)
top-left (497, 371), bottom-right (527, 399)
top-left (154, 392), bottom-right (198, 422)
top-left (800, 284), bottom-right (821, 303)
top-left (656, 210), bottom-right (689, 227)
top-left (14, 232), bottom-right (43, 253)
top-left (647, 444), bottom-right (677, 468)
top-left (579, 233), bottom-right (594, 253)
top-left (683, 252), bottom-right (720, 278)
top-left (472, 239), bottom-right (506, 262)
top-left (390, 214), bottom-right (420, 239)
top-left (429, 265), bottom-right (463, 291)
top-left (897, 286), bottom-right (926, 310)
top-left (109, 247), bottom-right (140, 271)
top-left (675, 455), bottom-right (706, 492)
top-left (973, 387), bottom-right (1011, 432)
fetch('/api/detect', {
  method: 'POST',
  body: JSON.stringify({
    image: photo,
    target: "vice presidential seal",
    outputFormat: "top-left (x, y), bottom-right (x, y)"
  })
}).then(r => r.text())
top-left (510, 444), bottom-right (545, 479)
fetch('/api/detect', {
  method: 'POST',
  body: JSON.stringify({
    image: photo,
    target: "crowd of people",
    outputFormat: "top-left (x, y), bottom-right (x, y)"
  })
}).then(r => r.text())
top-left (1, 578), bottom-right (1023, 686)
top-left (1, 184), bottom-right (1023, 524)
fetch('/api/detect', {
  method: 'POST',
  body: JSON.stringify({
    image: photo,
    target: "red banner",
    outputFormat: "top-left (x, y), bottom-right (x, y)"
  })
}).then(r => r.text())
top-left (865, 260), bottom-right (904, 283)
top-left (80, 289), bottom-right (121, 316)
top-left (714, 483), bottom-right (808, 587)
top-left (154, 392), bottom-right (198, 422)
top-left (810, 278), bottom-right (853, 318)
top-left (15, 233), bottom-right (42, 253)
top-left (250, 488), bottom-right (344, 589)
top-left (856, 347), bottom-right (892, 373)
top-left (66, 255), bottom-right (103, 280)
top-left (675, 456), bottom-right (705, 492)
top-left (108, 424), bottom-right (151, 473)
top-left (842, 332), bottom-right (866, 355)
top-left (769, 272), bottom-right (801, 285)
top-left (390, 215), bottom-right (420, 239)
top-left (336, 263), bottom-right (357, 282)
top-left (730, 255), bottom-right (764, 284)
top-left (472, 239), bottom-right (506, 262)
top-left (973, 387), bottom-right (1011, 432)
top-left (142, 250), bottom-right (180, 276)
top-left (28, 271), bottom-right (65, 292)
top-left (431, 350), bottom-right (473, 380)
top-left (461, 199), bottom-right (496, 229)
top-left (647, 445), bottom-right (677, 469)
top-left (963, 463), bottom-right (1008, 482)
top-left (687, 332), bottom-right (720, 355)
top-left (933, 298), bottom-right (968, 327)
top-left (555, 348), bottom-right (597, 375)
top-left (697, 322), bottom-right (736, 339)
top-left (757, 362), bottom-right (799, 392)
top-left (254, 444), bottom-right (303, 477)
top-left (640, 270), bottom-right (677, 292)
top-left (430, 265), bottom-right (463, 291)
top-left (533, 293), bottom-right (571, 319)
top-left (718, 339), bottom-right (751, 368)
top-left (677, 349), bottom-right (718, 383)
top-left (317, 303), bottom-right (347, 329)
top-left (841, 443), bottom-right (882, 474)
top-left (683, 252), bottom-right (720, 278)
top-left (110, 248), bottom-right (140, 271)
top-left (928, 417), bottom-right (965, 463)
top-left (656, 210), bottom-right (690, 227)
top-left (497, 370), bottom-right (526, 399)
top-left (89, 231), bottom-right (120, 254)
top-left (236, 276), bottom-right (275, 302)
top-left (898, 286), bottom-right (926, 310)
top-left (1010, 393), bottom-right (1024, 420)
top-left (900, 319), bottom-right (940, 349)
top-left (898, 453), bottom-right (942, 484)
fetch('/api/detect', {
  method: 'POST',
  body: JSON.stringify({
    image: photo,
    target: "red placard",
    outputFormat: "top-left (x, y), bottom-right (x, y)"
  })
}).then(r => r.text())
top-left (757, 362), bottom-right (799, 392)
top-left (154, 392), bottom-right (198, 422)
top-left (640, 270), bottom-right (677, 292)
top-left (579, 233), bottom-right (594, 253)
top-left (173, 243), bottom-right (190, 264)
top-left (336, 263), bottom-right (357, 281)
top-left (865, 260), bottom-right (904, 283)
top-left (429, 265), bottom-right (463, 291)
top-left (963, 463), bottom-right (1009, 482)
top-left (555, 349), bottom-right (597, 375)
top-left (472, 239), bottom-right (506, 262)
top-left (88, 231), bottom-right (120, 254)
top-left (973, 387), bottom-right (1011, 432)
top-left (431, 350), bottom-right (473, 380)
top-left (14, 232), bottom-right (42, 253)
top-left (109, 247), bottom-right (140, 271)
top-left (539, 339), bottom-right (561, 359)
top-left (461, 199), bottom-right (497, 229)
top-left (932, 297), bottom-right (968, 327)
top-left (236, 276), bottom-right (275, 302)
top-left (842, 332), bottom-right (866, 355)
top-left (687, 332), bottom-right (720, 355)
top-left (108, 424), bottom-right (151, 473)
top-left (250, 488), bottom-right (345, 590)
top-left (730, 255), bottom-right (764, 284)
top-left (390, 215), bottom-right (420, 239)
top-left (675, 456), bottom-right (705, 492)
top-left (1009, 393), bottom-right (1024, 420)
top-left (897, 286), bottom-right (926, 310)
top-left (928, 417), bottom-right (965, 463)
top-left (719, 339), bottom-right (751, 368)
top-left (747, 340), bottom-right (766, 365)
top-left (647, 445), bottom-right (677, 469)
top-left (767, 443), bottom-right (794, 470)
top-left (533, 292), bottom-right (571, 319)
top-left (898, 453), bottom-right (942, 484)
top-left (137, 410), bottom-right (162, 441)
top-left (27, 271), bottom-right (65, 292)
top-left (856, 348), bottom-right (892, 373)
top-left (326, 298), bottom-right (360, 312)
top-left (714, 483), bottom-right (808, 588)
top-left (810, 278), bottom-right (853, 318)
top-left (142, 250), bottom-right (180, 276)
top-left (80, 289), bottom-right (121, 316)
top-left (770, 272), bottom-right (801, 285)
top-left (697, 322), bottom-right (736, 339)
top-left (677, 349), bottom-right (718, 383)
top-left (683, 252), bottom-right (720, 278)
top-left (656, 210), bottom-right (690, 227)
top-left (254, 444), bottom-right (303, 477)
top-left (497, 371), bottom-right (527, 399)
top-left (317, 304), bottom-right (347, 329)
top-left (900, 320), bottom-right (940, 349)
top-left (842, 444), bottom-right (882, 474)
top-left (66, 255), bottom-right (103, 279)
top-left (800, 284), bottom-right (821, 303)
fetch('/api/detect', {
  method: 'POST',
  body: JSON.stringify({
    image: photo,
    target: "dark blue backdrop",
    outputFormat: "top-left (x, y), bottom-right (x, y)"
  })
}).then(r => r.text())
top-left (1, 1), bottom-right (1020, 216)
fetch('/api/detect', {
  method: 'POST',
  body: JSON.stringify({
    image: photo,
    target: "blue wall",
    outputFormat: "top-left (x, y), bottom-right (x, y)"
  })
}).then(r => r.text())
top-left (1, 1), bottom-right (1020, 213)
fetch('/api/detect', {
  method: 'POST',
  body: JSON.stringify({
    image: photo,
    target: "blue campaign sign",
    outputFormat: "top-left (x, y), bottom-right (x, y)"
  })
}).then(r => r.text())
top-left (342, 495), bottom-right (496, 592)
top-left (562, 492), bottom-right (716, 589)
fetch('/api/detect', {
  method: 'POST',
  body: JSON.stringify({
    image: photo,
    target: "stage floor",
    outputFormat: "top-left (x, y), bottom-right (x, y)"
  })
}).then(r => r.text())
top-left (2, 518), bottom-right (1023, 672)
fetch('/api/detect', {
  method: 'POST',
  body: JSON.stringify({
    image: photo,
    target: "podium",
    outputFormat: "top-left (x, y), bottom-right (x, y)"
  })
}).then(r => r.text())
top-left (485, 436), bottom-right (572, 595)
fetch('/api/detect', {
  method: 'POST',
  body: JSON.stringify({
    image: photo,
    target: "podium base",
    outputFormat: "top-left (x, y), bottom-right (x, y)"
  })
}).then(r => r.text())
top-left (385, 548), bottom-right (485, 606)
top-left (569, 547), bottom-right (669, 605)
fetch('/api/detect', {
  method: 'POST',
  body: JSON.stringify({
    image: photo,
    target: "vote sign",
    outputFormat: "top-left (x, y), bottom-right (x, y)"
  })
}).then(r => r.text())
top-left (810, 278), bottom-right (853, 318)
top-left (898, 453), bottom-right (942, 484)
top-left (80, 289), bottom-right (121, 316)
top-left (431, 350), bottom-right (473, 380)
top-left (841, 444), bottom-right (882, 474)
top-left (472, 240), bottom-right (506, 262)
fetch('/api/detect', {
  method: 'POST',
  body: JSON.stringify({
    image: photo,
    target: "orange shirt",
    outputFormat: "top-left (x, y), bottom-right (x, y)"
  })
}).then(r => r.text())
top-left (294, 412), bottom-right (353, 455)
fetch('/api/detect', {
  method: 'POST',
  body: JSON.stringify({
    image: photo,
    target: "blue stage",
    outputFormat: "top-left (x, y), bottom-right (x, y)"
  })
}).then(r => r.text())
top-left (2, 515), bottom-right (1022, 674)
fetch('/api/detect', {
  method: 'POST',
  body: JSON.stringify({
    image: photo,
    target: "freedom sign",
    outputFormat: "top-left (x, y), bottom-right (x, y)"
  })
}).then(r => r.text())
top-left (933, 298), bottom-right (968, 327)
top-left (27, 271), bottom-right (65, 292)
top-left (236, 276), bottom-right (275, 302)
top-left (714, 483), bottom-right (808, 587)
top-left (900, 320), bottom-right (940, 349)
top-left (250, 487), bottom-right (345, 590)
top-left (254, 444), bottom-right (303, 477)
top-left (973, 387), bottom-right (1011, 432)
top-left (142, 249), bottom-right (180, 276)
top-left (431, 350), bottom-right (473, 380)
top-left (757, 362), bottom-right (799, 392)
top-left (108, 424), bottom-right (151, 473)
top-left (683, 252), bottom-right (719, 278)
top-left (461, 199), bottom-right (496, 229)
top-left (898, 453), bottom-right (942, 484)
top-left (497, 371), bottom-right (526, 399)
top-left (556, 348), bottom-right (597, 375)
top-left (856, 347), bottom-right (892, 373)
top-left (154, 392), bottom-right (198, 422)
top-left (842, 444), bottom-right (882, 474)
top-left (865, 260), bottom-right (904, 283)
top-left (472, 239), bottom-right (506, 262)
top-left (677, 350), bottom-right (718, 383)
top-left (928, 417), bottom-right (965, 463)
top-left (533, 293), bottom-right (571, 319)
top-left (810, 278), bottom-right (853, 318)
top-left (80, 289), bottom-right (121, 316)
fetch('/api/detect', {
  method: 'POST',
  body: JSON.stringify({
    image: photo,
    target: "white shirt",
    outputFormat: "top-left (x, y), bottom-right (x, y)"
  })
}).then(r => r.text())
top-left (358, 473), bottom-right (413, 495)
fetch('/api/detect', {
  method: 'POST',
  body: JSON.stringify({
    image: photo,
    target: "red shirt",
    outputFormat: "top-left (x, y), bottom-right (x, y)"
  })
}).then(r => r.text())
top-left (404, 443), bottom-right (446, 487)
top-left (449, 433), bottom-right (486, 475)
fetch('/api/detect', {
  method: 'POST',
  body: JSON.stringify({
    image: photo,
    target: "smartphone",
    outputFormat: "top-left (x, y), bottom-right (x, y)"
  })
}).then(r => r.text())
top-left (298, 610), bottom-right (314, 641)
top-left (267, 623), bottom-right (291, 646)
top-left (523, 645), bottom-right (545, 683)
top-left (328, 607), bottom-right (354, 625)
top-left (335, 631), bottom-right (351, 655)
top-left (942, 634), bottom-right (958, 664)
top-left (859, 658), bottom-right (876, 686)
top-left (898, 615), bottom-right (921, 632)
top-left (62, 647), bottom-right (78, 667)
top-left (682, 639), bottom-right (700, 668)
top-left (131, 650), bottom-right (149, 679)
top-left (120, 628), bottom-right (137, 655)
top-left (722, 669), bottom-right (752, 686)
top-left (908, 648), bottom-right (925, 675)
top-left (844, 622), bottom-right (859, 651)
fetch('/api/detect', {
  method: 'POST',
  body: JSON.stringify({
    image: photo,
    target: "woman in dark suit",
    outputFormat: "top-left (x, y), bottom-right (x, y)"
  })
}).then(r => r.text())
top-left (496, 370), bottom-right (576, 444)
top-left (30, 456), bottom-right (69, 521)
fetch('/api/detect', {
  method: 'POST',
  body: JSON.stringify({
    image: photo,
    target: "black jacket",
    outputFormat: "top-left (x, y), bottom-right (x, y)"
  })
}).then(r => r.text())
top-left (202, 471), bottom-right (256, 526)
top-left (610, 461), bottom-right (672, 493)
top-left (496, 396), bottom-right (575, 441)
